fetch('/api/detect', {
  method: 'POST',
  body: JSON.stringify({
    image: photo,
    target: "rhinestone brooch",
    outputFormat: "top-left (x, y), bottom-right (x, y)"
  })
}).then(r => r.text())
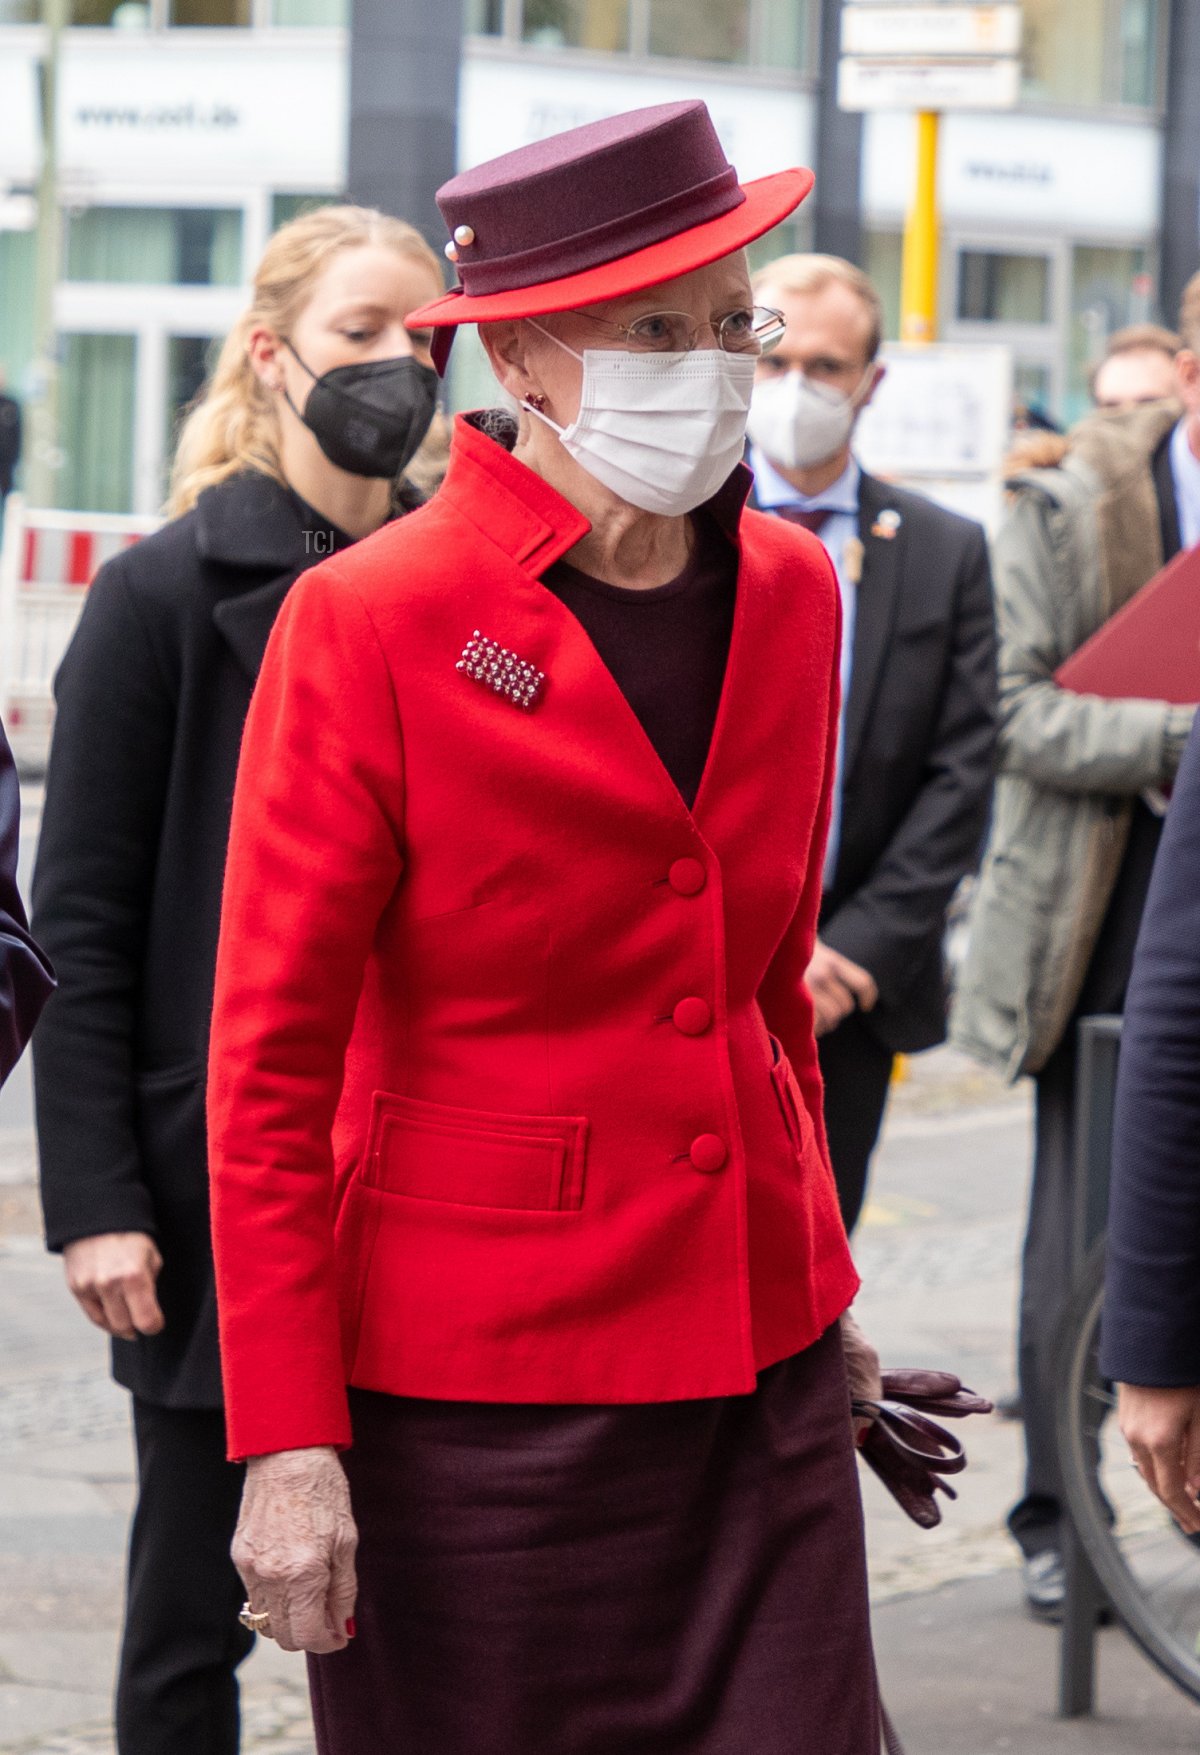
top-left (456, 631), bottom-right (546, 711)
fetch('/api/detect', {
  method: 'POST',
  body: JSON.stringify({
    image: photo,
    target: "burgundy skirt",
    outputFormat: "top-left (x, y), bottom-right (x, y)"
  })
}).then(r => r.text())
top-left (308, 1325), bottom-right (878, 1754)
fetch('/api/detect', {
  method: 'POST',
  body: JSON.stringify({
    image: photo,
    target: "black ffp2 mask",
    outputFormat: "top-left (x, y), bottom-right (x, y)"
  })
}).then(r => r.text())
top-left (283, 341), bottom-right (438, 479)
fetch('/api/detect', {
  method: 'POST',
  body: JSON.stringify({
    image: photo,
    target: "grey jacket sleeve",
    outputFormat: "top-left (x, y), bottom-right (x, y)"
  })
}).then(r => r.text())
top-left (994, 490), bottom-right (1194, 796)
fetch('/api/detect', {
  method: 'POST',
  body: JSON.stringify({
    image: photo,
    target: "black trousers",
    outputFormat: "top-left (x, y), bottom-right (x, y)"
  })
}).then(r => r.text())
top-left (817, 1010), bottom-right (895, 1234)
top-left (1008, 803), bottom-right (1163, 1558)
top-left (116, 1399), bottom-right (253, 1755)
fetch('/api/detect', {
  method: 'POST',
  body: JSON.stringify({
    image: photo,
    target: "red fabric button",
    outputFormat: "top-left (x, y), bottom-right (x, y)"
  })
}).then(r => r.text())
top-left (689, 1133), bottom-right (727, 1173)
top-left (667, 857), bottom-right (706, 896)
top-left (673, 997), bottom-right (712, 1036)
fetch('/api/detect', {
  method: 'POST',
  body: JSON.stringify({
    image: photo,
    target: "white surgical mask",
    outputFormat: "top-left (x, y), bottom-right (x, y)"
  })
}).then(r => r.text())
top-left (521, 324), bottom-right (756, 517)
top-left (746, 368), bottom-right (874, 472)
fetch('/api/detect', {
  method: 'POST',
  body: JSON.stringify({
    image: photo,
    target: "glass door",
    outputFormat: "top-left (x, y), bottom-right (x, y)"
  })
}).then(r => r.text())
top-left (943, 235), bottom-right (1068, 428)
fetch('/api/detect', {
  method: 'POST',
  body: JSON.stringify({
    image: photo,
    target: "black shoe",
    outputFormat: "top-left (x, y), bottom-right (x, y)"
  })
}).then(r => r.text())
top-left (1023, 1549), bottom-right (1065, 1622)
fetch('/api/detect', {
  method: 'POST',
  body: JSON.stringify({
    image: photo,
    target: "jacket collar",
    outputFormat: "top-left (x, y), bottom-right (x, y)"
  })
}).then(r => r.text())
top-left (200, 470), bottom-right (358, 682)
top-left (445, 411), bottom-right (752, 577)
top-left (194, 469), bottom-right (328, 573)
top-left (438, 412), bottom-right (760, 836)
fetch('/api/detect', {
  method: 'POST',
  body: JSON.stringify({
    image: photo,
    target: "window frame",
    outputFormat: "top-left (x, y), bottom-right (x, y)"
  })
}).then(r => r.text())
top-left (471, 0), bottom-right (817, 76)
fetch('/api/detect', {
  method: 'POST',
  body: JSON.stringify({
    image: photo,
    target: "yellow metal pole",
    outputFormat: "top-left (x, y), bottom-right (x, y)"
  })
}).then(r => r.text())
top-left (900, 110), bottom-right (940, 345)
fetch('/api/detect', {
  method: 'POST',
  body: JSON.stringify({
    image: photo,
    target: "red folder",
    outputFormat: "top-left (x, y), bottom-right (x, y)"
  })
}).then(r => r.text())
top-left (1055, 542), bottom-right (1200, 703)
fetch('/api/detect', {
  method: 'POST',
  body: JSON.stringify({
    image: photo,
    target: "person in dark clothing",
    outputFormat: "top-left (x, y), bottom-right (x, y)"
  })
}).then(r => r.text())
top-left (0, 718), bottom-right (54, 1083)
top-left (746, 252), bottom-right (998, 1231)
top-left (0, 367), bottom-right (21, 503)
top-left (1103, 715), bottom-right (1200, 1532)
top-left (952, 268), bottom-right (1200, 1621)
top-left (32, 204), bottom-right (443, 1755)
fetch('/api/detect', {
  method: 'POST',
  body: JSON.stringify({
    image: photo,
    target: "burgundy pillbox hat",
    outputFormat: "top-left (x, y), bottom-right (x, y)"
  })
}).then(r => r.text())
top-left (407, 100), bottom-right (813, 372)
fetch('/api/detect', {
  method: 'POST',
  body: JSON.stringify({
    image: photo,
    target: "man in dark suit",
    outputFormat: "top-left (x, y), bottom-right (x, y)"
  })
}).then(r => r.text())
top-left (747, 253), bottom-right (997, 1232)
top-left (1103, 715), bottom-right (1200, 1533)
top-left (0, 718), bottom-right (53, 1082)
top-left (952, 270), bottom-right (1200, 1619)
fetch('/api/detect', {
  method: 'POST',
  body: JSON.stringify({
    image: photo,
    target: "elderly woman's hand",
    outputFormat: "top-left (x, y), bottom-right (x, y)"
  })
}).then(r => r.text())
top-left (840, 1310), bottom-right (883, 1444)
top-left (232, 1446), bottom-right (358, 1653)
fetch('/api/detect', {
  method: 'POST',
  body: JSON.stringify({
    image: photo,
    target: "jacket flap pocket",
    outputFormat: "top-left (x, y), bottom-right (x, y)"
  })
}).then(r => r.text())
top-left (364, 1092), bottom-right (588, 1212)
top-left (768, 1035), bottom-right (813, 1156)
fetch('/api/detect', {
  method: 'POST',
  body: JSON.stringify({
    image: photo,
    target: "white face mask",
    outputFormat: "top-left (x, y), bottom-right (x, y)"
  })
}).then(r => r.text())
top-left (746, 367), bottom-right (874, 472)
top-left (521, 323), bottom-right (757, 517)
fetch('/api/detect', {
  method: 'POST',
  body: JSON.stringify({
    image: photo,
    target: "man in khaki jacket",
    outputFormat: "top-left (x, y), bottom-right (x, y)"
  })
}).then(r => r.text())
top-left (952, 273), bottom-right (1200, 1620)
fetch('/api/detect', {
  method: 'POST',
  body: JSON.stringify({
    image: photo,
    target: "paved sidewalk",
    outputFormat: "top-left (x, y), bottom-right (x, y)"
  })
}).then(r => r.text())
top-left (2, 1051), bottom-right (1199, 1751)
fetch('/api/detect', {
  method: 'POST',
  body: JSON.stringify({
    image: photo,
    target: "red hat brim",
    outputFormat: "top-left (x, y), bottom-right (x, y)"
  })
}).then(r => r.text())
top-left (407, 167), bottom-right (813, 331)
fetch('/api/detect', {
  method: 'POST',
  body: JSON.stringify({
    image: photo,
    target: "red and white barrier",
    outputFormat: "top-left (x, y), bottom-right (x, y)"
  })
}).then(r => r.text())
top-left (0, 496), bottom-right (161, 771)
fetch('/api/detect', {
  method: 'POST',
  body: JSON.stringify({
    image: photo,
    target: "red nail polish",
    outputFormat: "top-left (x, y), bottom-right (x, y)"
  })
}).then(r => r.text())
top-left (346, 1617), bottom-right (356, 1638)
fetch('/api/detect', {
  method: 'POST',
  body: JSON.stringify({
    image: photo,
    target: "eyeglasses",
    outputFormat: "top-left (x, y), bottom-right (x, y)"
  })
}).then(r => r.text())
top-left (575, 305), bottom-right (787, 357)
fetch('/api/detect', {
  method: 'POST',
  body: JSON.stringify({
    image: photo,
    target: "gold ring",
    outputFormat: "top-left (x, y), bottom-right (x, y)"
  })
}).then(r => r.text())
top-left (239, 1601), bottom-right (272, 1634)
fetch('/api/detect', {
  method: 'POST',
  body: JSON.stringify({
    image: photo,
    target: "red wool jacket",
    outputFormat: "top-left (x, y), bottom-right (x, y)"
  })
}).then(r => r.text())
top-left (208, 415), bottom-right (859, 1460)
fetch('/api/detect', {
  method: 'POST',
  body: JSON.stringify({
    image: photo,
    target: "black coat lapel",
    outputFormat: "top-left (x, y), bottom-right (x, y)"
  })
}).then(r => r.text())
top-left (1152, 432), bottom-right (1182, 562)
top-left (842, 473), bottom-right (905, 783)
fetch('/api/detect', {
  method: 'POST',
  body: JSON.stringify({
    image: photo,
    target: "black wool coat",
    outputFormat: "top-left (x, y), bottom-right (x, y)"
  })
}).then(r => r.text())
top-left (0, 720), bottom-right (54, 1081)
top-left (33, 470), bottom-right (400, 1408)
top-left (751, 468), bottom-right (998, 1054)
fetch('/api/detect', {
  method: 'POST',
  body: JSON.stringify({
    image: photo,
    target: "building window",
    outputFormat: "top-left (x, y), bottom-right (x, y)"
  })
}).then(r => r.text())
top-left (0, 231), bottom-right (37, 410)
top-left (746, 215), bottom-right (815, 281)
top-left (72, 1), bottom-right (155, 21)
top-left (271, 192), bottom-right (335, 231)
top-left (464, 0), bottom-right (503, 31)
top-left (1021, 0), bottom-right (1163, 110)
top-left (166, 334), bottom-right (216, 459)
top-left (957, 250), bottom-right (1050, 325)
top-left (754, 0), bottom-right (813, 72)
top-left (58, 332), bottom-right (137, 513)
top-left (465, 0), bottom-right (814, 72)
top-left (270, 0), bottom-right (347, 21)
top-left (523, 0), bottom-right (629, 52)
top-left (647, 0), bottom-right (749, 63)
top-left (864, 230), bottom-right (903, 343)
top-left (1067, 242), bottom-right (1152, 422)
top-left (65, 207), bottom-right (243, 286)
top-left (168, 0), bottom-right (251, 21)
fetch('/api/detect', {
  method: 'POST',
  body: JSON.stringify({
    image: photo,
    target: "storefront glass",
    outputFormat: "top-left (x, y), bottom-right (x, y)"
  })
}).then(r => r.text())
top-left (271, 0), bottom-right (346, 21)
top-left (465, 0), bottom-right (503, 34)
top-left (647, 0), bottom-right (749, 63)
top-left (271, 192), bottom-right (333, 230)
top-left (0, 231), bottom-right (37, 407)
top-left (1067, 242), bottom-right (1152, 422)
top-left (66, 207), bottom-right (242, 285)
top-left (755, 0), bottom-right (811, 71)
top-left (522, 0), bottom-right (629, 52)
top-left (58, 332), bottom-right (136, 512)
top-left (957, 250), bottom-right (1050, 326)
top-left (1021, 0), bottom-right (1162, 110)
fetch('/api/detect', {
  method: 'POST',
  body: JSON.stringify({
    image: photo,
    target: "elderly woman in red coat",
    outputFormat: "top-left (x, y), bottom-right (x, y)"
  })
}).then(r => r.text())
top-left (208, 101), bottom-right (883, 1753)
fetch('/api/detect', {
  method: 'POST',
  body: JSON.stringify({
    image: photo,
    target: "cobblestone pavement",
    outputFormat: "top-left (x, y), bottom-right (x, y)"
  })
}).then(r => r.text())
top-left (0, 1045), bottom-right (1190, 1751)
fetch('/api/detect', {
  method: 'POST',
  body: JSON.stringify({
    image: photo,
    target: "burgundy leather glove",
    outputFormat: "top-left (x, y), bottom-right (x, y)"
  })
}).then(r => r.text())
top-left (852, 1369), bottom-right (993, 1529)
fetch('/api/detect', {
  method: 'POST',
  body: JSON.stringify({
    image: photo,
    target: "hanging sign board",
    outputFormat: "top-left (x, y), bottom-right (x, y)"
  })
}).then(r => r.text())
top-left (841, 5), bottom-right (1022, 58)
top-left (838, 55), bottom-right (1020, 111)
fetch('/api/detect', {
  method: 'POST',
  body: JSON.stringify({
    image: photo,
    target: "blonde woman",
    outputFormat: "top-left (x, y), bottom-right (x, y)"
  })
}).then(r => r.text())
top-left (32, 206), bottom-right (443, 1755)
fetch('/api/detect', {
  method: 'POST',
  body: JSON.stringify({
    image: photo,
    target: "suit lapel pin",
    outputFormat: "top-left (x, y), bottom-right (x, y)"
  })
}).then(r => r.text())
top-left (870, 508), bottom-right (902, 540)
top-left (456, 630), bottom-right (546, 711)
